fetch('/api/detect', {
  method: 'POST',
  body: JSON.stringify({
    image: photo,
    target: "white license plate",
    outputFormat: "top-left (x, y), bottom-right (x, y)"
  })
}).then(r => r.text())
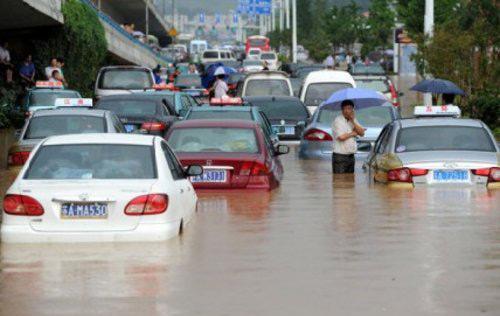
top-left (433, 170), bottom-right (469, 182)
top-left (61, 203), bottom-right (108, 219)
top-left (190, 170), bottom-right (227, 183)
top-left (273, 126), bottom-right (295, 135)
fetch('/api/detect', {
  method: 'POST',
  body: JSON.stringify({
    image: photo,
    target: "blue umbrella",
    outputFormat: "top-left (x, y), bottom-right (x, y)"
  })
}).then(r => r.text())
top-left (320, 88), bottom-right (388, 110)
top-left (201, 62), bottom-right (236, 88)
top-left (410, 79), bottom-right (465, 95)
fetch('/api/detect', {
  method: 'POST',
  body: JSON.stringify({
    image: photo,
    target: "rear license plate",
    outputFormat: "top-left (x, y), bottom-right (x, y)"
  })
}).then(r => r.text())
top-left (273, 126), bottom-right (295, 135)
top-left (124, 124), bottom-right (136, 132)
top-left (433, 170), bottom-right (469, 182)
top-left (190, 170), bottom-right (227, 183)
top-left (61, 203), bottom-right (108, 219)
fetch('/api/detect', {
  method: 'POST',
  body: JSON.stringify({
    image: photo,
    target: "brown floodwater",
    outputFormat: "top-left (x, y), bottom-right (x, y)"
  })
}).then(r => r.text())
top-left (0, 146), bottom-right (499, 316)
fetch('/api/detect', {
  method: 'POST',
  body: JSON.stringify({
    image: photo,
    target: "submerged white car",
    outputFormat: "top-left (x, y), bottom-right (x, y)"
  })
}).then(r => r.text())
top-left (1, 134), bottom-right (202, 243)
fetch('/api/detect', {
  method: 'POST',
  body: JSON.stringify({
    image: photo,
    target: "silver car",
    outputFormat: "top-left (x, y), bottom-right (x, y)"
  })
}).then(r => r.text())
top-left (8, 108), bottom-right (125, 172)
top-left (364, 118), bottom-right (499, 188)
top-left (299, 103), bottom-right (400, 160)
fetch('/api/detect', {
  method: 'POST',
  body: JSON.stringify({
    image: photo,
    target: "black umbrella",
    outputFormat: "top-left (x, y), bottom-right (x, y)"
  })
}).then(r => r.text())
top-left (410, 79), bottom-right (465, 95)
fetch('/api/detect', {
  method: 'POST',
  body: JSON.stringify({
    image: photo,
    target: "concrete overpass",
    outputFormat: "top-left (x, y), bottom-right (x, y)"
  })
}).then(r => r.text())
top-left (0, 0), bottom-right (171, 67)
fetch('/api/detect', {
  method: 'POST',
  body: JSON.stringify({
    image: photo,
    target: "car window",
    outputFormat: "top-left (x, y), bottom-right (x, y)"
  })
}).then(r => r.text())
top-left (377, 125), bottom-right (393, 153)
top-left (175, 75), bottom-right (202, 88)
top-left (181, 96), bottom-right (192, 110)
top-left (250, 99), bottom-right (309, 121)
top-left (96, 100), bottom-right (158, 116)
top-left (110, 114), bottom-right (126, 133)
top-left (25, 144), bottom-right (156, 179)
top-left (161, 142), bottom-right (185, 180)
top-left (203, 51), bottom-right (219, 59)
top-left (29, 91), bottom-right (81, 107)
top-left (186, 111), bottom-right (252, 120)
top-left (25, 115), bottom-right (106, 139)
top-left (98, 69), bottom-right (153, 90)
top-left (168, 128), bottom-right (259, 153)
top-left (304, 82), bottom-right (353, 108)
top-left (245, 79), bottom-right (290, 96)
top-left (318, 106), bottom-right (393, 127)
top-left (258, 111), bottom-right (274, 136)
top-left (396, 126), bottom-right (496, 153)
top-left (355, 79), bottom-right (390, 93)
top-left (373, 125), bottom-right (390, 154)
top-left (260, 53), bottom-right (276, 60)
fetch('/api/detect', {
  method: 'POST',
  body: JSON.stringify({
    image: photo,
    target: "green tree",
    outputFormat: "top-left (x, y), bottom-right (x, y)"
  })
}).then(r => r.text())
top-left (325, 1), bottom-right (363, 50)
top-left (362, 0), bottom-right (395, 55)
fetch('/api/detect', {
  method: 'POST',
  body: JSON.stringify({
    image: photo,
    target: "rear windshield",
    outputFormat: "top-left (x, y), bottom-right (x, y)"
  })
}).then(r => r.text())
top-left (245, 79), bottom-right (290, 96)
top-left (186, 111), bottom-right (252, 121)
top-left (25, 116), bottom-right (105, 139)
top-left (169, 128), bottom-right (259, 153)
top-left (97, 100), bottom-right (157, 116)
top-left (25, 145), bottom-right (156, 179)
top-left (304, 82), bottom-right (353, 107)
top-left (203, 51), bottom-right (219, 58)
top-left (355, 79), bottom-right (389, 93)
top-left (396, 126), bottom-right (496, 153)
top-left (29, 91), bottom-right (81, 108)
top-left (318, 106), bottom-right (393, 127)
top-left (243, 60), bottom-right (262, 66)
top-left (175, 75), bottom-right (202, 88)
top-left (98, 69), bottom-right (153, 90)
top-left (351, 64), bottom-right (385, 75)
top-left (250, 100), bottom-right (308, 120)
top-left (249, 50), bottom-right (261, 55)
top-left (249, 38), bottom-right (267, 47)
top-left (260, 53), bottom-right (276, 60)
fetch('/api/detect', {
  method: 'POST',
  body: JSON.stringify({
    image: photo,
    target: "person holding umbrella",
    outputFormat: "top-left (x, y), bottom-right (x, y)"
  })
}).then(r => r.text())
top-left (332, 100), bottom-right (365, 174)
top-left (212, 67), bottom-right (229, 98)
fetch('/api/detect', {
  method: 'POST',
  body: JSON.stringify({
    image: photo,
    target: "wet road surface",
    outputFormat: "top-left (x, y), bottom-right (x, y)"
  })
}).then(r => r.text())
top-left (0, 146), bottom-right (499, 316)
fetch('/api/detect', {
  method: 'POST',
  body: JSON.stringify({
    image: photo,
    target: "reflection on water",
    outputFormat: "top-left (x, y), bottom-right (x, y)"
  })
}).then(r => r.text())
top-left (0, 148), bottom-right (499, 315)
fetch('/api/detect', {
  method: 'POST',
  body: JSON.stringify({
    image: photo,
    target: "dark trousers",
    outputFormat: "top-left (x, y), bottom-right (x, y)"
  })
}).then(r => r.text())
top-left (332, 153), bottom-right (355, 174)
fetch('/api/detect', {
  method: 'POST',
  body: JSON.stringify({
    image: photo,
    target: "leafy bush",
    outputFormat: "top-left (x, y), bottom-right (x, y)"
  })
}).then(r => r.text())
top-left (0, 85), bottom-right (24, 129)
top-left (464, 93), bottom-right (500, 130)
top-left (32, 0), bottom-right (107, 97)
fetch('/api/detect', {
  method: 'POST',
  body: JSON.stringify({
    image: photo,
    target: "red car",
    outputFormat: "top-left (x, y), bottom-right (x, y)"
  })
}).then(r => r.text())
top-left (166, 120), bottom-right (289, 190)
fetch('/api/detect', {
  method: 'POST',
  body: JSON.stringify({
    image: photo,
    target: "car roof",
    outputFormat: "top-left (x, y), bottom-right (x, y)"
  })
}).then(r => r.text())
top-left (97, 94), bottom-right (163, 102)
top-left (30, 89), bottom-right (80, 94)
top-left (100, 65), bottom-right (151, 71)
top-left (397, 118), bottom-right (485, 128)
top-left (42, 133), bottom-right (156, 146)
top-left (244, 96), bottom-right (300, 102)
top-left (134, 91), bottom-right (175, 96)
top-left (245, 71), bottom-right (289, 79)
top-left (303, 70), bottom-right (355, 85)
top-left (190, 106), bottom-right (252, 112)
top-left (172, 119), bottom-right (258, 129)
top-left (32, 108), bottom-right (108, 117)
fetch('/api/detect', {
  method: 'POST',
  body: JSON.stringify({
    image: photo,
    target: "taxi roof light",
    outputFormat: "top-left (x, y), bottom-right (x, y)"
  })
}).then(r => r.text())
top-left (152, 83), bottom-right (174, 91)
top-left (54, 98), bottom-right (93, 108)
top-left (35, 81), bottom-right (64, 89)
top-left (413, 105), bottom-right (461, 118)
top-left (209, 97), bottom-right (243, 106)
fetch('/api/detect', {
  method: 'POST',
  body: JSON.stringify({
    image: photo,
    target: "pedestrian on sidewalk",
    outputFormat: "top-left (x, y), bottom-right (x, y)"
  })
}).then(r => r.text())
top-left (332, 100), bottom-right (365, 174)
top-left (325, 53), bottom-right (335, 70)
top-left (0, 41), bottom-right (14, 84)
top-left (19, 54), bottom-right (35, 87)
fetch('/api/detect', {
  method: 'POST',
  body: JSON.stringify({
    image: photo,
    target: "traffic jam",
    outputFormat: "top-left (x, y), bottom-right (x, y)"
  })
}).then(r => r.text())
top-left (2, 35), bottom-right (499, 245)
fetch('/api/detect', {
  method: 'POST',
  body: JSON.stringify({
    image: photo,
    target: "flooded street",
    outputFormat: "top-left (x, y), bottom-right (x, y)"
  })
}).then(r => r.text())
top-left (0, 146), bottom-right (499, 316)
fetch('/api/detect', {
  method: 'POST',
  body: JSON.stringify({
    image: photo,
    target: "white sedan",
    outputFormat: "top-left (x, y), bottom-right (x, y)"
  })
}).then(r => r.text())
top-left (1, 134), bottom-right (202, 243)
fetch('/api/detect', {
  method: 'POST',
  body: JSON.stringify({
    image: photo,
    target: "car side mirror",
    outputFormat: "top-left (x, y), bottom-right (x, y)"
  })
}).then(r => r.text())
top-left (185, 165), bottom-right (203, 177)
top-left (276, 145), bottom-right (289, 155)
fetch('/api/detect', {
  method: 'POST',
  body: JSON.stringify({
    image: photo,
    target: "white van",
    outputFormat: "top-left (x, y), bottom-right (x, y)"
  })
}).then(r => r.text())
top-left (259, 51), bottom-right (279, 70)
top-left (190, 40), bottom-right (208, 62)
top-left (95, 66), bottom-right (155, 99)
top-left (240, 71), bottom-right (293, 97)
top-left (201, 49), bottom-right (234, 64)
top-left (299, 70), bottom-right (356, 114)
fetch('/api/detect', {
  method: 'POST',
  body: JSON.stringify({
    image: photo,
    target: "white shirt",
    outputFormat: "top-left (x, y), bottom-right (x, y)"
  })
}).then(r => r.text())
top-left (325, 55), bottom-right (334, 67)
top-left (45, 66), bottom-right (62, 79)
top-left (214, 79), bottom-right (228, 98)
top-left (332, 115), bottom-right (360, 155)
top-left (0, 46), bottom-right (10, 62)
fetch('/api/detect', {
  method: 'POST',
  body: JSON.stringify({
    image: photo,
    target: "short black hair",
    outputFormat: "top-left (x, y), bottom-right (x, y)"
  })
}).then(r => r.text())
top-left (442, 93), bottom-right (455, 104)
top-left (341, 99), bottom-right (355, 109)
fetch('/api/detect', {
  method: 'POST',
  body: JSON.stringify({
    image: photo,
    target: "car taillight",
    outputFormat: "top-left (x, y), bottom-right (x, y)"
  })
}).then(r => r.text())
top-left (141, 122), bottom-right (166, 131)
top-left (203, 89), bottom-right (209, 95)
top-left (8, 151), bottom-right (30, 166)
top-left (410, 168), bottom-right (429, 177)
top-left (389, 83), bottom-right (399, 107)
top-left (303, 128), bottom-right (333, 141)
top-left (473, 167), bottom-right (500, 182)
top-left (3, 194), bottom-right (44, 216)
top-left (124, 194), bottom-right (169, 216)
top-left (240, 162), bottom-right (269, 176)
top-left (387, 168), bottom-right (412, 183)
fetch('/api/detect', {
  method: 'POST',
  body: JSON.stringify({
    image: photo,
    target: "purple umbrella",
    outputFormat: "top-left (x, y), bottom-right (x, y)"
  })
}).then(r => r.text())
top-left (410, 79), bottom-right (465, 95)
top-left (320, 88), bottom-right (388, 110)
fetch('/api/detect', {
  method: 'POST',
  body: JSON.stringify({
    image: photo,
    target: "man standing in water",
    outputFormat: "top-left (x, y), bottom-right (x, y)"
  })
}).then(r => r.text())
top-left (332, 100), bottom-right (365, 174)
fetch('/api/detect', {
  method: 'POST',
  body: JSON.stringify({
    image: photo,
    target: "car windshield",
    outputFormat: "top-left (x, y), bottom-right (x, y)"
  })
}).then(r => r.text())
top-left (304, 82), bottom-right (353, 107)
top-left (243, 60), bottom-right (262, 66)
top-left (25, 144), bottom-right (156, 179)
top-left (29, 91), bottom-right (81, 108)
top-left (187, 111), bottom-right (252, 120)
top-left (318, 106), bottom-right (393, 127)
top-left (396, 126), bottom-right (496, 153)
top-left (355, 79), bottom-right (389, 93)
top-left (249, 50), bottom-right (260, 55)
top-left (203, 51), bottom-right (219, 58)
top-left (245, 79), bottom-right (290, 96)
top-left (25, 115), bottom-right (106, 139)
top-left (175, 75), bottom-right (202, 88)
top-left (250, 100), bottom-right (308, 120)
top-left (99, 69), bottom-right (153, 90)
top-left (169, 128), bottom-right (259, 153)
top-left (260, 53), bottom-right (276, 60)
top-left (351, 63), bottom-right (385, 75)
top-left (249, 38), bottom-right (266, 46)
top-left (97, 100), bottom-right (157, 116)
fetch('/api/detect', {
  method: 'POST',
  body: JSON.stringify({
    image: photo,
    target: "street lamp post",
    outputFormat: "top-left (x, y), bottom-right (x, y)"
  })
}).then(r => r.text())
top-left (424, 0), bottom-right (434, 105)
top-left (291, 0), bottom-right (297, 62)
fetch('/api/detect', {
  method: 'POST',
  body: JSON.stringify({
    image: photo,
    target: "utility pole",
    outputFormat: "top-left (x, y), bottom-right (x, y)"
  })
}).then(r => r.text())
top-left (291, 0), bottom-right (297, 62)
top-left (271, 0), bottom-right (276, 32)
top-left (279, 0), bottom-right (284, 31)
top-left (424, 0), bottom-right (434, 105)
top-left (145, 0), bottom-right (149, 38)
top-left (285, 0), bottom-right (290, 29)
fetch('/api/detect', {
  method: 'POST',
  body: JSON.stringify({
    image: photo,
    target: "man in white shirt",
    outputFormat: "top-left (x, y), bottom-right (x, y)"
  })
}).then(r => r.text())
top-left (212, 67), bottom-right (228, 98)
top-left (332, 100), bottom-right (365, 173)
top-left (325, 54), bottom-right (334, 69)
top-left (0, 41), bottom-right (13, 83)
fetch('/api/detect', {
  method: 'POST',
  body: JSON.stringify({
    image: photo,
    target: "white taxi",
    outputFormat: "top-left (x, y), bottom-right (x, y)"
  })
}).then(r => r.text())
top-left (1, 134), bottom-right (203, 243)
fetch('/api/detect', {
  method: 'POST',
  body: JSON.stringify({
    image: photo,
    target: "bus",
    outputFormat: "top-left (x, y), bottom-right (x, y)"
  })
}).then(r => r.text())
top-left (245, 35), bottom-right (270, 54)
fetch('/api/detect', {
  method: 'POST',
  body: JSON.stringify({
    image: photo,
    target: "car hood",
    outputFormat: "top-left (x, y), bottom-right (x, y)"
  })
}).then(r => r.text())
top-left (397, 151), bottom-right (499, 165)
